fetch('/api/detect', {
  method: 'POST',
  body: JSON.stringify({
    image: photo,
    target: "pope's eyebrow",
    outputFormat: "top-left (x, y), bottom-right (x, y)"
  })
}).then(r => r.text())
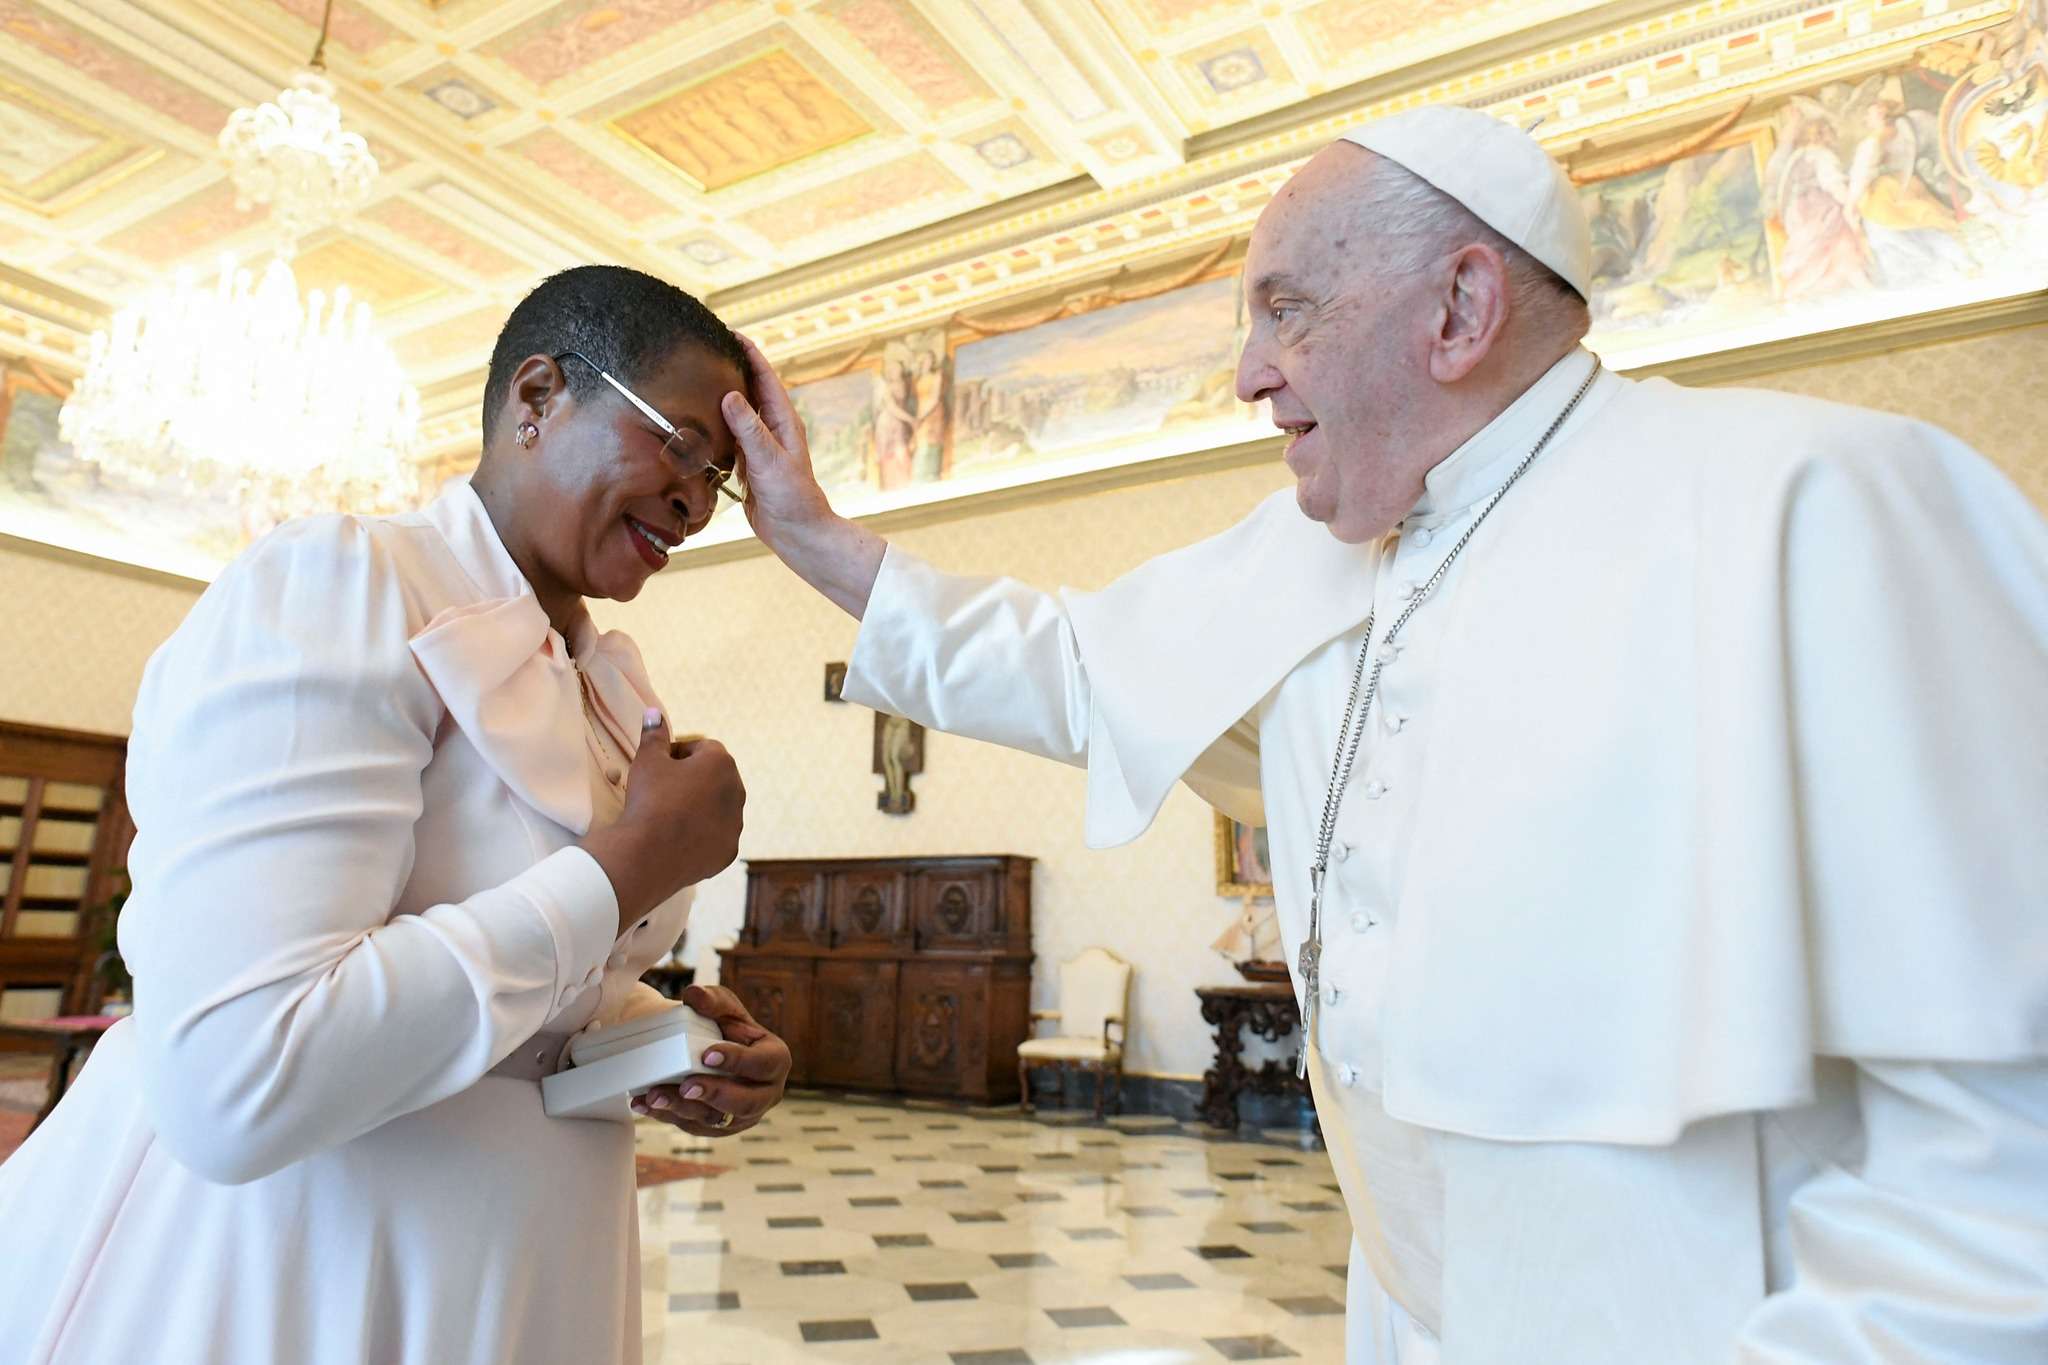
top-left (1249, 271), bottom-right (1309, 300)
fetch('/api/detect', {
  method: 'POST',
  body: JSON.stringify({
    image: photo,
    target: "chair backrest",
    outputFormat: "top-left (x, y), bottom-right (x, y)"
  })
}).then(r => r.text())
top-left (1058, 946), bottom-right (1131, 1042)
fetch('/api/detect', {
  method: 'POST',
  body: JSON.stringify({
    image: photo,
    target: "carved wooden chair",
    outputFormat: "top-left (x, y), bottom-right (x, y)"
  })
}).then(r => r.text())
top-left (1017, 946), bottom-right (1132, 1118)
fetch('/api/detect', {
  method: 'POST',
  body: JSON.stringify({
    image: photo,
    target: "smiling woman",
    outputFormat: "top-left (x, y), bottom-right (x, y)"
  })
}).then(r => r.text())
top-left (0, 265), bottom-right (792, 1365)
top-left (471, 266), bottom-right (750, 617)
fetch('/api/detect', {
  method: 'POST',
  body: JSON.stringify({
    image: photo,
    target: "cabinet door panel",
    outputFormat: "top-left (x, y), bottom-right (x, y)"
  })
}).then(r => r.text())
top-left (826, 869), bottom-right (906, 951)
top-left (895, 961), bottom-right (988, 1094)
top-left (911, 870), bottom-right (996, 950)
top-left (750, 869), bottom-right (825, 949)
top-left (811, 960), bottom-right (898, 1088)
top-left (728, 958), bottom-right (814, 1085)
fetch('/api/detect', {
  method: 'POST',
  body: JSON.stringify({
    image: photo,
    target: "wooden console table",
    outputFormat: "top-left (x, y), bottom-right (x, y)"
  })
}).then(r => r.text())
top-left (1196, 983), bottom-right (1318, 1136)
top-left (721, 855), bottom-right (1033, 1105)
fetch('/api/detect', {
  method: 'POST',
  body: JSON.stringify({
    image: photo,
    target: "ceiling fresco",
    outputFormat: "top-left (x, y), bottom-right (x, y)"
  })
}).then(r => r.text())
top-left (1, 0), bottom-right (2040, 477)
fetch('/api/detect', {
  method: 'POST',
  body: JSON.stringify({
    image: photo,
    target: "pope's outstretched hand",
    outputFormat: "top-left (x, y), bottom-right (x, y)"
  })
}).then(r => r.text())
top-left (721, 334), bottom-right (887, 618)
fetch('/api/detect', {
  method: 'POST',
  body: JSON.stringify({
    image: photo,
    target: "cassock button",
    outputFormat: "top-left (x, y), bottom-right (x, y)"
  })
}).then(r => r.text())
top-left (1375, 641), bottom-right (1401, 664)
top-left (1411, 526), bottom-right (1435, 547)
top-left (1324, 985), bottom-right (1342, 1007)
top-left (1387, 714), bottom-right (1408, 734)
top-left (1338, 1064), bottom-right (1360, 1087)
top-left (1396, 580), bottom-right (1417, 601)
top-left (1333, 841), bottom-right (1353, 863)
top-left (1363, 780), bottom-right (1388, 800)
top-left (1350, 912), bottom-right (1371, 933)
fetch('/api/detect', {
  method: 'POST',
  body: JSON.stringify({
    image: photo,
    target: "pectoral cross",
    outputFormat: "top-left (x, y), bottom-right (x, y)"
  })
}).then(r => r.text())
top-left (1297, 865), bottom-right (1325, 1078)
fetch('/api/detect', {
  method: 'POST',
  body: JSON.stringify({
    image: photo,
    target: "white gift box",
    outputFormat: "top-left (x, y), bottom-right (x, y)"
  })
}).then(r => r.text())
top-left (541, 1003), bottom-right (726, 1120)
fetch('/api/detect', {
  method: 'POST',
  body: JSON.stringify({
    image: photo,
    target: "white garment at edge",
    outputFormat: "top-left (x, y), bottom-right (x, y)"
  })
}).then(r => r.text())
top-left (0, 484), bottom-right (688, 1365)
top-left (842, 350), bottom-right (2048, 1362)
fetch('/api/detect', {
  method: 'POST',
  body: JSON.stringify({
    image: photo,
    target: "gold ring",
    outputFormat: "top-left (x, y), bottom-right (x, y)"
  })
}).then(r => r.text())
top-left (714, 1110), bottom-right (735, 1130)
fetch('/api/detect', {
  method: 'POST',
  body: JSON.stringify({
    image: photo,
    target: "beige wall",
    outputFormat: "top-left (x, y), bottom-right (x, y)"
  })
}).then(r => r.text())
top-left (5, 324), bottom-right (2045, 1079)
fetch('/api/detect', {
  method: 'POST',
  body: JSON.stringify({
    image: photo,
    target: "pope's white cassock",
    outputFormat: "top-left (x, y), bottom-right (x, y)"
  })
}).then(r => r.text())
top-left (840, 348), bottom-right (2048, 1357)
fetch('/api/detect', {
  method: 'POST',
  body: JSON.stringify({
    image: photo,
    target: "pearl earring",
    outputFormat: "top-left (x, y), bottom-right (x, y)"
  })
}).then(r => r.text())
top-left (516, 422), bottom-right (538, 448)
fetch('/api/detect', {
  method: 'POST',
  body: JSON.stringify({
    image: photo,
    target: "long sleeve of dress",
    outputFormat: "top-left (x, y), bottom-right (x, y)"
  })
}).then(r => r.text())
top-left (119, 517), bottom-right (621, 1185)
top-left (1734, 1060), bottom-right (2048, 1360)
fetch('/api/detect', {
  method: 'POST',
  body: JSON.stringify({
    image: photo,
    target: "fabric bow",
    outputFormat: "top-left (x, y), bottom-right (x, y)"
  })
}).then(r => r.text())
top-left (408, 593), bottom-right (659, 834)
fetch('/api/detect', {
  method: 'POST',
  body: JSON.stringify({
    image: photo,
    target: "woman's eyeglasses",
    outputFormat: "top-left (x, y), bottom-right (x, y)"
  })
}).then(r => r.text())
top-left (553, 351), bottom-right (745, 506)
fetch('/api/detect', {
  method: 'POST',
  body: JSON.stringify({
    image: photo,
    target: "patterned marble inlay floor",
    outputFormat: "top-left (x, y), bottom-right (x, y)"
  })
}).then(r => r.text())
top-left (635, 1095), bottom-right (1350, 1363)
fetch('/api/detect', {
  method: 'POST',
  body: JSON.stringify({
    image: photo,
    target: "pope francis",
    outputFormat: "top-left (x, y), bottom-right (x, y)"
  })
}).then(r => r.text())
top-left (723, 107), bottom-right (2048, 1363)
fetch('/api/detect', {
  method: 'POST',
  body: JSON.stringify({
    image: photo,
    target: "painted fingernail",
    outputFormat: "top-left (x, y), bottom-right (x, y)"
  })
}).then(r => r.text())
top-left (643, 707), bottom-right (662, 728)
top-left (684, 1084), bottom-right (705, 1101)
top-left (702, 1051), bottom-right (724, 1068)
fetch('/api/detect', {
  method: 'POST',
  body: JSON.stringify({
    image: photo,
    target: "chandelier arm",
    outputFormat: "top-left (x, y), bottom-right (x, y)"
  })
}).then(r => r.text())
top-left (310, 0), bottom-right (335, 71)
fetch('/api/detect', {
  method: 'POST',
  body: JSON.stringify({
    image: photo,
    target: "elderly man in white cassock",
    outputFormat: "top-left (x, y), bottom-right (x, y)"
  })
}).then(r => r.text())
top-left (721, 106), bottom-right (2048, 1362)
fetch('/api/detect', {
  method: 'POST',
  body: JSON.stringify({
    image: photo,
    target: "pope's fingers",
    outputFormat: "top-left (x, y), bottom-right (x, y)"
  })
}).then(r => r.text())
top-left (734, 333), bottom-right (805, 452)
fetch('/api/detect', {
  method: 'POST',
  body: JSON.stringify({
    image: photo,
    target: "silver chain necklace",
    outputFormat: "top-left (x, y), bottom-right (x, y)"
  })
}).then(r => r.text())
top-left (1296, 360), bottom-right (1601, 1078)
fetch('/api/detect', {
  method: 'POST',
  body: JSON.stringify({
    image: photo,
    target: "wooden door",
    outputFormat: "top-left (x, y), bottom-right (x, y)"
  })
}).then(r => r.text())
top-left (894, 959), bottom-right (989, 1097)
top-left (810, 959), bottom-right (897, 1088)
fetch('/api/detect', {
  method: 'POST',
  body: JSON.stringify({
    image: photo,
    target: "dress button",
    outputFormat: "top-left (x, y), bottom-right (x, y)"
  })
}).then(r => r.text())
top-left (1333, 841), bottom-right (1353, 863)
top-left (1411, 526), bottom-right (1435, 547)
top-left (1396, 580), bottom-right (1417, 601)
top-left (1324, 985), bottom-right (1342, 1007)
top-left (1350, 912), bottom-right (1371, 933)
top-left (1363, 780), bottom-right (1387, 800)
top-left (1375, 641), bottom-right (1401, 664)
top-left (1386, 714), bottom-right (1408, 734)
top-left (1339, 1064), bottom-right (1360, 1087)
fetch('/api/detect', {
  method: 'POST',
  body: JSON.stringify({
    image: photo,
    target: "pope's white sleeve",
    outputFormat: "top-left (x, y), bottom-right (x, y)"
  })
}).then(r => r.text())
top-left (1733, 1060), bottom-right (2048, 1361)
top-left (842, 543), bottom-right (1094, 766)
top-left (121, 518), bottom-right (620, 1186)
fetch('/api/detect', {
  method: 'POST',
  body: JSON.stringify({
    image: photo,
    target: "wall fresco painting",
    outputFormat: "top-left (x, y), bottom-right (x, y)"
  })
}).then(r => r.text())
top-left (947, 275), bottom-right (1247, 474)
top-left (1587, 16), bottom-right (2048, 364)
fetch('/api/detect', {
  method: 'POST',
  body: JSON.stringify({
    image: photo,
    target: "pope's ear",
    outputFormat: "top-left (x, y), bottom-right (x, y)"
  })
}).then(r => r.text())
top-left (1428, 243), bottom-right (1511, 384)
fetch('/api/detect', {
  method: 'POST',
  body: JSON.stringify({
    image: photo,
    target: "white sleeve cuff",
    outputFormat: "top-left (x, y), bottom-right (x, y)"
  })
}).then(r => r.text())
top-left (513, 845), bottom-right (620, 1005)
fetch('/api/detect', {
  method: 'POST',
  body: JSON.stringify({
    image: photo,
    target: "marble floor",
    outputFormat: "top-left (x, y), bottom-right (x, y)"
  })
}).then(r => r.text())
top-left (633, 1093), bottom-right (1350, 1364)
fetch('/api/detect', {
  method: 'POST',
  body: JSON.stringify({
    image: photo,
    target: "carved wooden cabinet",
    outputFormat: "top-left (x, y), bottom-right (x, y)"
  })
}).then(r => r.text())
top-left (721, 855), bottom-right (1032, 1104)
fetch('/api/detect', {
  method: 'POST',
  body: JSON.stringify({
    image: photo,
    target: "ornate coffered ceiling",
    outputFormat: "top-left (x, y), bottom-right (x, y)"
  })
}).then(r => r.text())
top-left (0, 0), bottom-right (2023, 461)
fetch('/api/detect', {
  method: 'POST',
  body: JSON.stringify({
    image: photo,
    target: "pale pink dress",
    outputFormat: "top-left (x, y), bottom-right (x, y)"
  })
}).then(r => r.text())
top-left (0, 483), bottom-right (689, 1365)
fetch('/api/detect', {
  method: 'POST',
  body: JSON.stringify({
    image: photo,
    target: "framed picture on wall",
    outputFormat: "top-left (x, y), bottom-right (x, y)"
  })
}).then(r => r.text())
top-left (1214, 813), bottom-right (1273, 898)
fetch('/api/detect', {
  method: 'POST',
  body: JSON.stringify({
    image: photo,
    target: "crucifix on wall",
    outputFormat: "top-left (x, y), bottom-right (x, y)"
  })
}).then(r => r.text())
top-left (826, 661), bottom-right (924, 816)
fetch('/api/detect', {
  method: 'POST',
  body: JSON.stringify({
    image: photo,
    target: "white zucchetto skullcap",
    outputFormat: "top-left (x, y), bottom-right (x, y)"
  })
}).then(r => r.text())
top-left (1338, 105), bottom-right (1593, 299)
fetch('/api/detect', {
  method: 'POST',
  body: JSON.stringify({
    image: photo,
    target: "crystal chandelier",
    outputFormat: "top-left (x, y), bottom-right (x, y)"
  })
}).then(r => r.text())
top-left (60, 0), bottom-right (419, 524)
top-left (60, 256), bottom-right (421, 518)
top-left (217, 1), bottom-right (376, 247)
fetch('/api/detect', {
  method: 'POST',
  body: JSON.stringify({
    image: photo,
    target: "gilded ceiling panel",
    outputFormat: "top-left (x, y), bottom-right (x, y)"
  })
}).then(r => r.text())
top-left (735, 151), bottom-right (966, 247)
top-left (820, 0), bottom-right (995, 118)
top-left (505, 127), bottom-right (674, 224)
top-left (607, 47), bottom-right (874, 192)
top-left (0, 0), bottom-right (231, 135)
top-left (99, 180), bottom-right (268, 267)
top-left (289, 235), bottom-right (449, 312)
top-left (360, 196), bottom-right (530, 280)
top-left (477, 0), bottom-right (738, 89)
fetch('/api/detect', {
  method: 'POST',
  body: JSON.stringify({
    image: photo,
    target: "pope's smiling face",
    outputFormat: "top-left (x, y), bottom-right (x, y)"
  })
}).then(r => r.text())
top-left (1235, 144), bottom-right (1456, 544)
